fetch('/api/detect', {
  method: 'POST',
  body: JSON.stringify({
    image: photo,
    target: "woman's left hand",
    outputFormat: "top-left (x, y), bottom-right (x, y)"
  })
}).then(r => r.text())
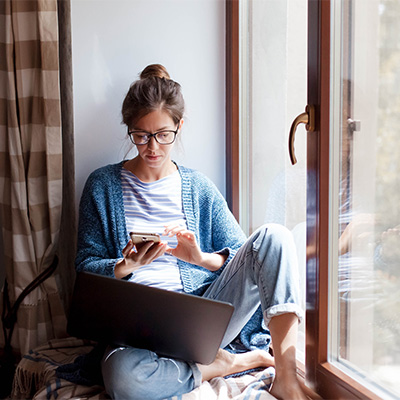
top-left (164, 224), bottom-right (203, 265)
top-left (163, 224), bottom-right (227, 271)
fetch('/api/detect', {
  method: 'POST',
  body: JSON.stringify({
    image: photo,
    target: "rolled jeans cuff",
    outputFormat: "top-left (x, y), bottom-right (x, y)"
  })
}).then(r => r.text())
top-left (264, 303), bottom-right (304, 327)
top-left (189, 362), bottom-right (202, 388)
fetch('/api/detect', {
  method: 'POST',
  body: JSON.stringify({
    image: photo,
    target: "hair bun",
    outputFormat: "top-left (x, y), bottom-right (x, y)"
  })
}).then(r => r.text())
top-left (140, 64), bottom-right (171, 80)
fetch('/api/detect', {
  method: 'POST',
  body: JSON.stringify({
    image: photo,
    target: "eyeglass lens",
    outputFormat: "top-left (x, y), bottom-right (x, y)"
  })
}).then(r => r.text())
top-left (131, 131), bottom-right (176, 145)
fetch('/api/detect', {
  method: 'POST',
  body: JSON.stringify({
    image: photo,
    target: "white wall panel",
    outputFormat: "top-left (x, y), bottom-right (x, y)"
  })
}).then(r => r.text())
top-left (71, 0), bottom-right (226, 207)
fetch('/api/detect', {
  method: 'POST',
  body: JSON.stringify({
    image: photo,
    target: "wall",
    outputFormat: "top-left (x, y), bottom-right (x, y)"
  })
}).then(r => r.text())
top-left (71, 0), bottom-right (226, 208)
top-left (0, 0), bottom-right (225, 286)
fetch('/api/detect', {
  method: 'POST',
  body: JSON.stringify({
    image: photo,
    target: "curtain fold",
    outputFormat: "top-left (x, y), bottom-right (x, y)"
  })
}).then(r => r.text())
top-left (57, 0), bottom-right (76, 311)
top-left (0, 0), bottom-right (72, 356)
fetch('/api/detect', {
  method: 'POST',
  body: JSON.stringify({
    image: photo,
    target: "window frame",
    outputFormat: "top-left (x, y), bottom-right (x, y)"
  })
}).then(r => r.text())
top-left (225, 0), bottom-right (386, 398)
top-left (225, 0), bottom-right (240, 220)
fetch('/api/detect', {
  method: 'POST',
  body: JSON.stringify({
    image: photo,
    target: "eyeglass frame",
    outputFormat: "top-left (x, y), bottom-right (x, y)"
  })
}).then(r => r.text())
top-left (127, 124), bottom-right (180, 145)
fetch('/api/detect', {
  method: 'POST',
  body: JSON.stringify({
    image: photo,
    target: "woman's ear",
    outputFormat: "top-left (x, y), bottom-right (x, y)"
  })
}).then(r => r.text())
top-left (178, 119), bottom-right (184, 130)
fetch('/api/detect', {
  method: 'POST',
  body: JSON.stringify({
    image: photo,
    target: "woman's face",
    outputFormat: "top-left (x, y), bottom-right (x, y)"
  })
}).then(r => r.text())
top-left (131, 109), bottom-right (181, 172)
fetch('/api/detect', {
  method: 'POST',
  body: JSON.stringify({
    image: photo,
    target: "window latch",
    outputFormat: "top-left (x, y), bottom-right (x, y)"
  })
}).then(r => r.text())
top-left (347, 118), bottom-right (361, 133)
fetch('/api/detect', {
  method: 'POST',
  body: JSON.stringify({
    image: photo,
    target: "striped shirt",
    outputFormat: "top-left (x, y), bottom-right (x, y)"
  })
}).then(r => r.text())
top-left (121, 168), bottom-right (186, 291)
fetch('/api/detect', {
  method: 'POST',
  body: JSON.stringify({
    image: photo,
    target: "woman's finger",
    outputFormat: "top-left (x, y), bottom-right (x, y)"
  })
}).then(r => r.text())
top-left (122, 240), bottom-right (134, 257)
top-left (176, 230), bottom-right (196, 243)
top-left (136, 241), bottom-right (167, 260)
top-left (164, 224), bottom-right (187, 237)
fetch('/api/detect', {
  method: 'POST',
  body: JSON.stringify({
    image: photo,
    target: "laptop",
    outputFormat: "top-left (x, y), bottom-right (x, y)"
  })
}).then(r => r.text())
top-left (67, 271), bottom-right (234, 365)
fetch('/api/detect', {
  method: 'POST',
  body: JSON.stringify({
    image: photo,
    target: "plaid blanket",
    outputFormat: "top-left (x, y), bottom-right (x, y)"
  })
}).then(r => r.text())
top-left (11, 337), bottom-right (276, 400)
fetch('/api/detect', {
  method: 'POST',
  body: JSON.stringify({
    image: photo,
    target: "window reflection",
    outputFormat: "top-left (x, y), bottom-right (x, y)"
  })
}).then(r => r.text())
top-left (335, 1), bottom-right (400, 396)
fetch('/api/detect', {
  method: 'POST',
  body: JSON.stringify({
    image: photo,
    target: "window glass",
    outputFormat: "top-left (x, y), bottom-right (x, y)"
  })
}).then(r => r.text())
top-left (330, 1), bottom-right (400, 397)
top-left (239, 0), bottom-right (307, 361)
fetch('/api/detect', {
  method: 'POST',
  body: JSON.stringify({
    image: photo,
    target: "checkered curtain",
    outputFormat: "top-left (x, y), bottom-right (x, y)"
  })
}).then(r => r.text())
top-left (0, 0), bottom-right (69, 355)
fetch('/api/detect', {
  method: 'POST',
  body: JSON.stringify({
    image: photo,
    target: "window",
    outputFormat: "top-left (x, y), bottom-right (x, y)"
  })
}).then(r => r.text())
top-left (226, 0), bottom-right (308, 363)
top-left (328, 1), bottom-right (400, 397)
top-left (227, 0), bottom-right (400, 398)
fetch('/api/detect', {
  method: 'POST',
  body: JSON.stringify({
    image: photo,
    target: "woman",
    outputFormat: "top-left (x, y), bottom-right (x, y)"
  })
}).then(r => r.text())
top-left (76, 64), bottom-right (309, 399)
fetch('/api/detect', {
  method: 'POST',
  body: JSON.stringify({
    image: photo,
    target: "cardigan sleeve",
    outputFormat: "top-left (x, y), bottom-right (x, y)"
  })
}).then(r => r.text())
top-left (177, 167), bottom-right (246, 293)
top-left (209, 193), bottom-right (246, 269)
top-left (75, 165), bottom-right (127, 277)
top-left (196, 171), bottom-right (246, 262)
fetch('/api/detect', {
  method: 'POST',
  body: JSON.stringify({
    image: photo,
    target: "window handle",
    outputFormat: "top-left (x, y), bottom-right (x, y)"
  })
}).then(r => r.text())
top-left (288, 105), bottom-right (315, 165)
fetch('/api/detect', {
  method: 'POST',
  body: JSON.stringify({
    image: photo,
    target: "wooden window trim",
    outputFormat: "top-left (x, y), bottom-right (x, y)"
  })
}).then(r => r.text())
top-left (306, 0), bottom-right (330, 388)
top-left (225, 0), bottom-right (240, 219)
top-left (317, 363), bottom-right (383, 400)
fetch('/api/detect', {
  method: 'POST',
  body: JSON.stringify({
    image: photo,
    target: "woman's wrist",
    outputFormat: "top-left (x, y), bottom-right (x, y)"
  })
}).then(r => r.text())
top-left (198, 252), bottom-right (227, 272)
top-left (114, 258), bottom-right (130, 279)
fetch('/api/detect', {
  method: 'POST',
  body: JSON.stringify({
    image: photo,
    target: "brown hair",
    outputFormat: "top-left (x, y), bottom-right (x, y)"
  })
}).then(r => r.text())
top-left (122, 64), bottom-right (185, 127)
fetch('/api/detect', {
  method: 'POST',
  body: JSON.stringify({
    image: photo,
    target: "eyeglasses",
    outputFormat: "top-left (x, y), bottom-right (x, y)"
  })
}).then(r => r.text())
top-left (127, 125), bottom-right (179, 145)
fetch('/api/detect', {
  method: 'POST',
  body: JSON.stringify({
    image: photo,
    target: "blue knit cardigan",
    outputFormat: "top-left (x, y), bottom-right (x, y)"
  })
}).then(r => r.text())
top-left (76, 161), bottom-right (270, 351)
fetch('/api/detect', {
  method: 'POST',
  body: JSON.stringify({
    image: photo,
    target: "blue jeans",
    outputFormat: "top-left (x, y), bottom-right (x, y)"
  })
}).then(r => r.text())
top-left (101, 224), bottom-right (303, 400)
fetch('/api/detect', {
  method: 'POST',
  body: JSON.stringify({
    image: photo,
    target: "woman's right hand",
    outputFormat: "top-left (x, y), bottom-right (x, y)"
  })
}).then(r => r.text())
top-left (114, 239), bottom-right (167, 279)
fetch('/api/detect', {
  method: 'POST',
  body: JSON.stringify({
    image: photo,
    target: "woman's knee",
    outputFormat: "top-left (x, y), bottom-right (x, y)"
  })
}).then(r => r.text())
top-left (249, 224), bottom-right (298, 279)
top-left (102, 347), bottom-right (196, 400)
top-left (102, 347), bottom-right (158, 400)
top-left (252, 223), bottom-right (294, 253)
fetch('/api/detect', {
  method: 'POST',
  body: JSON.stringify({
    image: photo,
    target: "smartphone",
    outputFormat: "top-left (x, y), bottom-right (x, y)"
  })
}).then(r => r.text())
top-left (129, 232), bottom-right (161, 249)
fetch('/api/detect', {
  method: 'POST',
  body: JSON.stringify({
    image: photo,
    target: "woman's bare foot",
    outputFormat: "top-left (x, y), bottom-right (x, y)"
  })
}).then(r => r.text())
top-left (270, 372), bottom-right (322, 400)
top-left (197, 348), bottom-right (274, 382)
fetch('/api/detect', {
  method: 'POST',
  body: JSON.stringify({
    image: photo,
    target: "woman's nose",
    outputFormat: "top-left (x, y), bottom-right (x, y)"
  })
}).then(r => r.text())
top-left (147, 136), bottom-right (159, 149)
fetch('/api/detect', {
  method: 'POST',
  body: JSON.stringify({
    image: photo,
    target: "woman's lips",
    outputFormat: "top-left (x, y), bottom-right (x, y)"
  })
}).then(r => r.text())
top-left (146, 154), bottom-right (160, 161)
